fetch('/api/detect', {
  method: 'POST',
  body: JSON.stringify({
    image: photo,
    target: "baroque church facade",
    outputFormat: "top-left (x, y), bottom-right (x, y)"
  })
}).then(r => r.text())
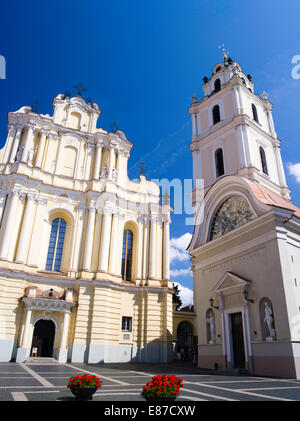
top-left (0, 93), bottom-right (173, 364)
top-left (188, 58), bottom-right (300, 378)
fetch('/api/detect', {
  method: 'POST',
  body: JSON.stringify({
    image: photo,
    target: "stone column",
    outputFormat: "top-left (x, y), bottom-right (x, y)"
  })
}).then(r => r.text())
top-left (3, 124), bottom-right (16, 163)
top-left (163, 219), bottom-right (170, 280)
top-left (93, 142), bottom-right (103, 180)
top-left (142, 216), bottom-right (149, 280)
top-left (16, 306), bottom-right (32, 362)
top-left (98, 207), bottom-right (112, 272)
top-left (191, 114), bottom-right (196, 136)
top-left (237, 85), bottom-right (244, 114)
top-left (192, 150), bottom-right (197, 183)
top-left (274, 144), bottom-right (287, 187)
top-left (136, 216), bottom-right (144, 281)
top-left (27, 197), bottom-right (48, 267)
top-left (57, 311), bottom-right (70, 362)
top-left (82, 202), bottom-right (96, 271)
top-left (232, 84), bottom-right (241, 115)
top-left (21, 124), bottom-right (35, 163)
top-left (108, 146), bottom-right (115, 180)
top-left (15, 192), bottom-right (36, 263)
top-left (0, 194), bottom-right (7, 227)
top-left (109, 212), bottom-right (119, 275)
top-left (241, 124), bottom-right (252, 166)
top-left (264, 107), bottom-right (277, 138)
top-left (196, 114), bottom-right (201, 135)
top-left (0, 190), bottom-right (20, 260)
top-left (116, 150), bottom-right (123, 185)
top-left (35, 129), bottom-right (48, 168)
top-left (235, 124), bottom-right (248, 169)
top-left (21, 307), bottom-right (32, 348)
top-left (9, 125), bottom-right (23, 163)
top-left (60, 311), bottom-right (70, 349)
top-left (149, 216), bottom-right (157, 279)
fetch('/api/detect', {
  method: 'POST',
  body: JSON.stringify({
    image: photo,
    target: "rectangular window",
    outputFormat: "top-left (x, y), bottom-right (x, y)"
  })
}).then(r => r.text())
top-left (121, 316), bottom-right (132, 332)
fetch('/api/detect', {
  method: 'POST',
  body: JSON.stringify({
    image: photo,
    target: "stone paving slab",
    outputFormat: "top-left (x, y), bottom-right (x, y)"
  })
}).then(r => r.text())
top-left (1, 361), bottom-right (300, 402)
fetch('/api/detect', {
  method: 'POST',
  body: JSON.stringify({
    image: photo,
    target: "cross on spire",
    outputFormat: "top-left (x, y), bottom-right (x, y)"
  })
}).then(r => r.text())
top-left (138, 161), bottom-right (146, 176)
top-left (31, 98), bottom-right (40, 113)
top-left (74, 83), bottom-right (86, 97)
top-left (110, 121), bottom-right (118, 133)
top-left (218, 43), bottom-right (230, 62)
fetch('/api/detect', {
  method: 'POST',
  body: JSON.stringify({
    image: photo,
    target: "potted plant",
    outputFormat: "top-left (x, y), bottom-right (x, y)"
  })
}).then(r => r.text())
top-left (67, 374), bottom-right (102, 401)
top-left (141, 375), bottom-right (183, 401)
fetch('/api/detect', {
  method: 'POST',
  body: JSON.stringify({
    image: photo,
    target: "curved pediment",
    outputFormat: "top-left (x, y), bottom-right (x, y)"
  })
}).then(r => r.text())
top-left (188, 175), bottom-right (270, 252)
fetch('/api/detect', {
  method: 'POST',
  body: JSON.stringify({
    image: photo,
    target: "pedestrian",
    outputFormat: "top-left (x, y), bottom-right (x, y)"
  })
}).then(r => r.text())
top-left (180, 347), bottom-right (185, 361)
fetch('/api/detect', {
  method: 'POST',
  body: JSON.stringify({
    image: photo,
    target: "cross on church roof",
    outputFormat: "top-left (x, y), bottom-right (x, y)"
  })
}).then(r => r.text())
top-left (137, 161), bottom-right (146, 175)
top-left (74, 83), bottom-right (86, 97)
top-left (110, 121), bottom-right (118, 133)
top-left (31, 98), bottom-right (40, 113)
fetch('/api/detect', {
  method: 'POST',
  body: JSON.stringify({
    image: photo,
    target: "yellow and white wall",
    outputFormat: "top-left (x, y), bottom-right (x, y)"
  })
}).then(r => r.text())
top-left (0, 93), bottom-right (173, 363)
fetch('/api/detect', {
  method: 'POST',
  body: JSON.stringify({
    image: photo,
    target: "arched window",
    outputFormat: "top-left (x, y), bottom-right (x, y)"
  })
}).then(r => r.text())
top-left (212, 105), bottom-right (221, 125)
top-left (209, 195), bottom-right (255, 241)
top-left (45, 218), bottom-right (67, 271)
top-left (121, 229), bottom-right (133, 281)
top-left (259, 146), bottom-right (268, 175)
top-left (214, 79), bottom-right (221, 92)
top-left (215, 148), bottom-right (224, 178)
top-left (252, 104), bottom-right (259, 123)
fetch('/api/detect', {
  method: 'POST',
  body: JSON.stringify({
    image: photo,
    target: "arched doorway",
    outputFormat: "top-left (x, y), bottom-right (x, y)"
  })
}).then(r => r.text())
top-left (30, 319), bottom-right (55, 357)
top-left (177, 322), bottom-right (193, 360)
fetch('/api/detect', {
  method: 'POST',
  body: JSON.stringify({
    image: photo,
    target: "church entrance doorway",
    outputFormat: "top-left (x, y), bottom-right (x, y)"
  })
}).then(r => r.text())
top-left (177, 322), bottom-right (193, 360)
top-left (30, 319), bottom-right (55, 358)
top-left (230, 312), bottom-right (245, 368)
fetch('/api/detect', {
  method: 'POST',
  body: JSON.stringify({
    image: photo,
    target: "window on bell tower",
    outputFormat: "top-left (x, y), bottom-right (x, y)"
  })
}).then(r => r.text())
top-left (252, 104), bottom-right (259, 123)
top-left (212, 105), bottom-right (221, 125)
top-left (259, 146), bottom-right (269, 175)
top-left (215, 148), bottom-right (224, 178)
top-left (214, 79), bottom-right (221, 92)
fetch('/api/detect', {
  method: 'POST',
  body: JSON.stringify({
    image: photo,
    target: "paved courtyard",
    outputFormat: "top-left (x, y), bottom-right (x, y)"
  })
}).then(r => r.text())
top-left (1, 361), bottom-right (300, 401)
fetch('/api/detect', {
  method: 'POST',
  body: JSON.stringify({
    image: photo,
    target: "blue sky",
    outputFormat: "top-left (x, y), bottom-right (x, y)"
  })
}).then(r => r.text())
top-left (1, 0), bottom-right (300, 305)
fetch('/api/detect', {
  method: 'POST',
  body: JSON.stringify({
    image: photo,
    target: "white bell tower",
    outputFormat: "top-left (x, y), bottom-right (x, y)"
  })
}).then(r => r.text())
top-left (189, 54), bottom-right (290, 206)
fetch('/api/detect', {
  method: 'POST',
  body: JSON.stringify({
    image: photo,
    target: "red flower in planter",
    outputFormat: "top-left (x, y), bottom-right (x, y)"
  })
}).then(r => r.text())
top-left (67, 374), bottom-right (102, 389)
top-left (142, 375), bottom-right (183, 398)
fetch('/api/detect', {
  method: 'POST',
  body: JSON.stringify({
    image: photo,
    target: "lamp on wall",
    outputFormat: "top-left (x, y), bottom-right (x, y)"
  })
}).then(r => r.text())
top-left (209, 297), bottom-right (219, 310)
top-left (242, 286), bottom-right (254, 303)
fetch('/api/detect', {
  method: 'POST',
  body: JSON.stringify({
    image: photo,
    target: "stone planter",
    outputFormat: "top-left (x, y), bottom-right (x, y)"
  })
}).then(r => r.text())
top-left (70, 386), bottom-right (98, 401)
top-left (142, 394), bottom-right (178, 402)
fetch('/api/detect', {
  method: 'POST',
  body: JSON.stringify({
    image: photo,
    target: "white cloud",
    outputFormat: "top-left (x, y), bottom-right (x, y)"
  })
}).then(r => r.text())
top-left (174, 282), bottom-right (193, 307)
top-left (170, 232), bottom-right (192, 264)
top-left (170, 268), bottom-right (192, 277)
top-left (288, 162), bottom-right (300, 183)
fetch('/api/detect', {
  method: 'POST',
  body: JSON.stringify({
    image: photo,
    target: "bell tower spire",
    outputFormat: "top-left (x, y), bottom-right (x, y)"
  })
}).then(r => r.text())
top-left (189, 57), bottom-right (290, 205)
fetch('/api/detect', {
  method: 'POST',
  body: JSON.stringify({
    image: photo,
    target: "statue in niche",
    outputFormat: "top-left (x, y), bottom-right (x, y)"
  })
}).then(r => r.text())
top-left (206, 312), bottom-right (216, 342)
top-left (264, 302), bottom-right (276, 338)
top-left (112, 167), bottom-right (118, 182)
top-left (27, 148), bottom-right (35, 167)
top-left (15, 146), bottom-right (24, 163)
top-left (100, 164), bottom-right (107, 179)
